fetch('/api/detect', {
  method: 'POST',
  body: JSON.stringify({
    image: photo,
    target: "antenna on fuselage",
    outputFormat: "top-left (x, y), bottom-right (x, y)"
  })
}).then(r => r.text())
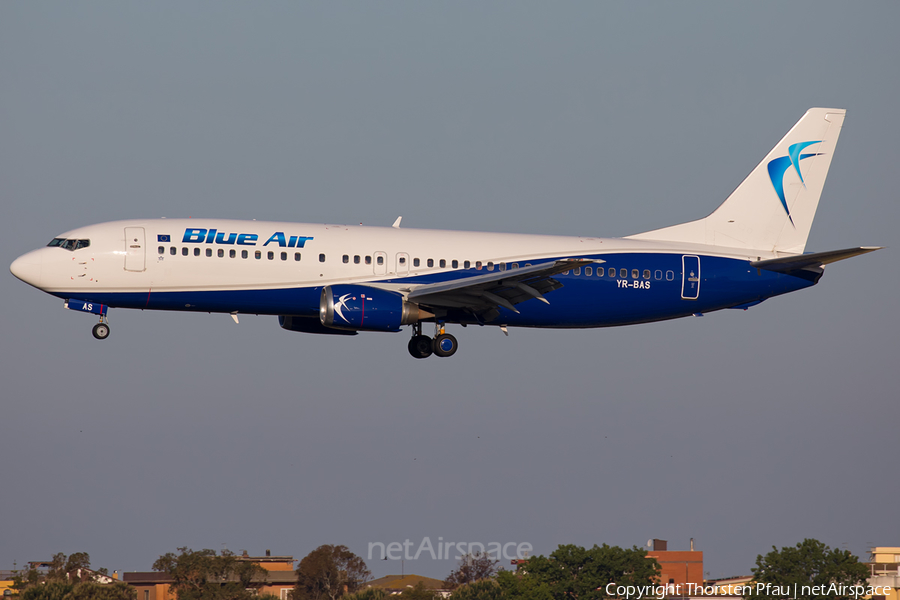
top-left (392, 216), bottom-right (402, 228)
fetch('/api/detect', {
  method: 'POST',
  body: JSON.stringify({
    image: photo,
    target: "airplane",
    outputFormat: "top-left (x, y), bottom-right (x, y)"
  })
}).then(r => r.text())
top-left (9, 108), bottom-right (881, 359)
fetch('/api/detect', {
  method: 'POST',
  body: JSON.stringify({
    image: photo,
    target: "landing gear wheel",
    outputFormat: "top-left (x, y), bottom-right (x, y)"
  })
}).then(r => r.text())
top-left (432, 333), bottom-right (458, 357)
top-left (408, 335), bottom-right (433, 359)
top-left (92, 323), bottom-right (110, 340)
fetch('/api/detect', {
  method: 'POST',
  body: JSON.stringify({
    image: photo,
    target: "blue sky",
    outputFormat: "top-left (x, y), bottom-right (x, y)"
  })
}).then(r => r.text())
top-left (1, 2), bottom-right (897, 581)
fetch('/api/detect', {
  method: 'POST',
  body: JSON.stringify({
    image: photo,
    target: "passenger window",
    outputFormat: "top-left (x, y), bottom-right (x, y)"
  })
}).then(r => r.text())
top-left (487, 262), bottom-right (494, 271)
top-left (643, 269), bottom-right (650, 279)
top-left (452, 260), bottom-right (458, 268)
top-left (319, 254), bottom-right (325, 262)
top-left (295, 253), bottom-right (301, 261)
top-left (585, 267), bottom-right (592, 276)
top-left (499, 262), bottom-right (506, 271)
top-left (631, 269), bottom-right (639, 278)
top-left (255, 250), bottom-right (261, 259)
top-left (194, 248), bottom-right (200, 256)
top-left (525, 263), bottom-right (532, 267)
top-left (574, 267), bottom-right (581, 276)
top-left (242, 250), bottom-right (248, 259)
top-left (354, 255), bottom-right (360, 264)
top-left (268, 251), bottom-right (274, 260)
top-left (343, 255), bottom-right (349, 264)
top-left (218, 249), bottom-right (224, 258)
top-left (620, 268), bottom-right (627, 278)
top-left (563, 270), bottom-right (570, 275)
top-left (414, 258), bottom-right (420, 267)
top-left (666, 270), bottom-right (674, 281)
top-left (365, 256), bottom-right (371, 265)
top-left (230, 249), bottom-right (236, 258)
top-left (655, 270), bottom-right (662, 280)
top-left (281, 252), bottom-right (287, 261)
top-left (206, 248), bottom-right (213, 257)
top-left (170, 247), bottom-right (176, 255)
top-left (182, 247), bottom-right (188, 256)
top-left (512, 263), bottom-right (519, 269)
top-left (597, 267), bottom-right (604, 276)
top-left (158, 246), bottom-right (164, 255)
top-left (440, 259), bottom-right (446, 268)
top-left (476, 261), bottom-right (482, 270)
top-left (377, 256), bottom-right (384, 265)
top-left (399, 257), bottom-right (406, 265)
top-left (427, 259), bottom-right (434, 267)
top-left (464, 260), bottom-right (471, 269)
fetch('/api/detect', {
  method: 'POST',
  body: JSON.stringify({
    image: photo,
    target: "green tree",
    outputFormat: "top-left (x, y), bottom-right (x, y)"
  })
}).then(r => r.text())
top-left (20, 583), bottom-right (74, 600)
top-left (449, 579), bottom-right (506, 600)
top-left (749, 539), bottom-right (870, 600)
top-left (495, 569), bottom-right (553, 600)
top-left (152, 547), bottom-right (268, 600)
top-left (518, 544), bottom-right (660, 600)
top-left (47, 554), bottom-right (69, 582)
top-left (342, 589), bottom-right (388, 600)
top-left (294, 545), bottom-right (371, 600)
top-left (12, 566), bottom-right (42, 591)
top-left (445, 553), bottom-right (501, 590)
top-left (398, 582), bottom-right (437, 600)
top-left (70, 582), bottom-right (137, 600)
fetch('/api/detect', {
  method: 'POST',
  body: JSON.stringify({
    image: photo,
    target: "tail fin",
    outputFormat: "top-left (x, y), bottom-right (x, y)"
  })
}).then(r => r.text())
top-left (628, 108), bottom-right (846, 254)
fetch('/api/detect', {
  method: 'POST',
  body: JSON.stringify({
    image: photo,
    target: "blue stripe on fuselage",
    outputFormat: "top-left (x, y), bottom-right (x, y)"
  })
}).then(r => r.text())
top-left (52, 254), bottom-right (814, 328)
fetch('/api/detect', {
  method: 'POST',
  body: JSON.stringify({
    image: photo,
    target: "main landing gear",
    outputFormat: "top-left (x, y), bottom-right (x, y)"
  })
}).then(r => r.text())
top-left (408, 323), bottom-right (458, 359)
top-left (91, 317), bottom-right (110, 340)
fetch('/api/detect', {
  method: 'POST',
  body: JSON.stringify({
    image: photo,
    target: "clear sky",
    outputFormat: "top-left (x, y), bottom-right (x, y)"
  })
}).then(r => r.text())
top-left (1, 1), bottom-right (897, 582)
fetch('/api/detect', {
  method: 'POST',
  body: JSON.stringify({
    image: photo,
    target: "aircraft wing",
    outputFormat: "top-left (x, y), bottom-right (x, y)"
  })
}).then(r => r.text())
top-left (407, 258), bottom-right (596, 315)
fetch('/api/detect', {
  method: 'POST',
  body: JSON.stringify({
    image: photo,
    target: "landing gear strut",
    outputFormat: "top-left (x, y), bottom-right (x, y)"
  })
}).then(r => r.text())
top-left (92, 317), bottom-right (110, 340)
top-left (407, 322), bottom-right (458, 359)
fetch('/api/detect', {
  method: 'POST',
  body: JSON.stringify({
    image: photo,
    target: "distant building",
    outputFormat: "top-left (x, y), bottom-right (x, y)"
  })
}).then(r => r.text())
top-left (124, 552), bottom-right (296, 600)
top-left (646, 539), bottom-right (704, 590)
top-left (867, 547), bottom-right (900, 600)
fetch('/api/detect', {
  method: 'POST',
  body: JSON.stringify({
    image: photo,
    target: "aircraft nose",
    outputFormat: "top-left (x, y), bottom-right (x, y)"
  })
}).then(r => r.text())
top-left (10, 250), bottom-right (43, 288)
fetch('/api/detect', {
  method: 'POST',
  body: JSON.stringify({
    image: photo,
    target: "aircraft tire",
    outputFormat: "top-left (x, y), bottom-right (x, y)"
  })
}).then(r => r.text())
top-left (432, 333), bottom-right (458, 358)
top-left (92, 323), bottom-right (110, 340)
top-left (408, 335), bottom-right (433, 359)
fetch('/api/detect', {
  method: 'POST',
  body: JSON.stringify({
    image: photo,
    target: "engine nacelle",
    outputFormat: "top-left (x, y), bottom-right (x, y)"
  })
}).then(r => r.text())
top-left (278, 315), bottom-right (358, 335)
top-left (319, 285), bottom-right (430, 332)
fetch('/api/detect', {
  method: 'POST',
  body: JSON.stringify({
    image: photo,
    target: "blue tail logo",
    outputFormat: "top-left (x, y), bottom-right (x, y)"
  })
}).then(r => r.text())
top-left (767, 141), bottom-right (823, 226)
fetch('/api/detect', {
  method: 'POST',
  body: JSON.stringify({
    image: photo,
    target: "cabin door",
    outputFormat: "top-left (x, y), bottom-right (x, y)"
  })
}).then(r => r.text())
top-left (124, 227), bottom-right (146, 272)
top-left (681, 255), bottom-right (700, 299)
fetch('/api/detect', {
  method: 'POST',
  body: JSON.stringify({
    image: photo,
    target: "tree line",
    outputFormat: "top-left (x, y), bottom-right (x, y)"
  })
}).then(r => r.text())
top-left (10, 539), bottom-right (871, 600)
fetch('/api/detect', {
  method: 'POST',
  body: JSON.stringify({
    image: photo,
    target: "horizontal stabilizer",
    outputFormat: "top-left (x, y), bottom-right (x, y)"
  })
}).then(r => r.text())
top-left (751, 246), bottom-right (882, 274)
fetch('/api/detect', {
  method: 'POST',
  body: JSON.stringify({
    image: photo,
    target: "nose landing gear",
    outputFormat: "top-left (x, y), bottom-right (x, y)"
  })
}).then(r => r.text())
top-left (92, 317), bottom-right (110, 340)
top-left (407, 322), bottom-right (457, 359)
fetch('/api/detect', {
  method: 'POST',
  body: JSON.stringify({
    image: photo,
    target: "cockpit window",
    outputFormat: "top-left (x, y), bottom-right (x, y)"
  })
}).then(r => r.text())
top-left (48, 238), bottom-right (90, 251)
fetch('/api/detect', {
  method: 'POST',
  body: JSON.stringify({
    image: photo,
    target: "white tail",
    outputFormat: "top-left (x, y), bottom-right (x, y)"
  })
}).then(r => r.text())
top-left (628, 108), bottom-right (846, 254)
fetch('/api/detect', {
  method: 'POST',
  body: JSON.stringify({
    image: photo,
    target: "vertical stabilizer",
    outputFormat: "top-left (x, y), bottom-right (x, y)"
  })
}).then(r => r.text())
top-left (628, 108), bottom-right (846, 254)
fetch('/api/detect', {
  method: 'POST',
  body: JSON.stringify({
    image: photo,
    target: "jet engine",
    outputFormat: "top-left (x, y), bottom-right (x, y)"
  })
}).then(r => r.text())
top-left (278, 315), bottom-right (358, 335)
top-left (319, 285), bottom-right (431, 332)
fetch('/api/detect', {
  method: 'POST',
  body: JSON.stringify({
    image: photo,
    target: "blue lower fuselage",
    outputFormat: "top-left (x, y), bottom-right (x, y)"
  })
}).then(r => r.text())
top-left (54, 253), bottom-right (815, 329)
